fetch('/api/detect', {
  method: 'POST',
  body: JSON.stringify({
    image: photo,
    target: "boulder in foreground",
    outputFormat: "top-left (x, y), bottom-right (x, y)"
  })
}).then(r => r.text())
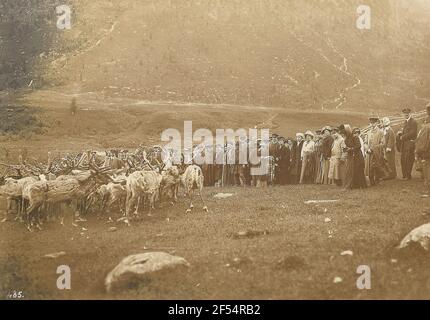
top-left (105, 252), bottom-right (190, 292)
top-left (398, 223), bottom-right (430, 251)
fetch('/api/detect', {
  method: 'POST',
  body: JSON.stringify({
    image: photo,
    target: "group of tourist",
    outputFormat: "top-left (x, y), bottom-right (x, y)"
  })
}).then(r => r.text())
top-left (199, 107), bottom-right (430, 194)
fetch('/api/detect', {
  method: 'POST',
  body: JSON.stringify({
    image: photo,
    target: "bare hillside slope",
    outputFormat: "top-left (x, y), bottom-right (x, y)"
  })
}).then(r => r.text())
top-left (2, 0), bottom-right (430, 112)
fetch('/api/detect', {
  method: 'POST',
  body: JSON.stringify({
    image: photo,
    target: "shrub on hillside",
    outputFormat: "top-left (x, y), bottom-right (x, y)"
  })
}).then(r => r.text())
top-left (0, 105), bottom-right (44, 136)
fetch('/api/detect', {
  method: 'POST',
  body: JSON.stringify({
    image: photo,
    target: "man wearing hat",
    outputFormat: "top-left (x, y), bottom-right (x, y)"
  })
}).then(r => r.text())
top-left (381, 117), bottom-right (397, 179)
top-left (364, 116), bottom-right (385, 185)
top-left (276, 137), bottom-right (290, 185)
top-left (270, 133), bottom-right (279, 145)
top-left (426, 105), bottom-right (430, 124)
top-left (416, 113), bottom-right (430, 196)
top-left (290, 133), bottom-right (304, 184)
top-left (201, 144), bottom-right (214, 186)
top-left (214, 143), bottom-right (225, 186)
top-left (300, 131), bottom-right (316, 184)
top-left (268, 135), bottom-right (281, 185)
top-left (314, 129), bottom-right (323, 184)
top-left (285, 138), bottom-right (295, 183)
top-left (398, 108), bottom-right (418, 180)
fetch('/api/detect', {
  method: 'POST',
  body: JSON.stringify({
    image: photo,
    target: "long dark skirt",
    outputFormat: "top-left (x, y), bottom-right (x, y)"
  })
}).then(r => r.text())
top-left (344, 156), bottom-right (367, 189)
top-left (277, 165), bottom-right (289, 185)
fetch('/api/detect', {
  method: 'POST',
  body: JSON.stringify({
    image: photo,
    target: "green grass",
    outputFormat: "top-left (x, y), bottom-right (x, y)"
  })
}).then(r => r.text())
top-left (1, 178), bottom-right (430, 300)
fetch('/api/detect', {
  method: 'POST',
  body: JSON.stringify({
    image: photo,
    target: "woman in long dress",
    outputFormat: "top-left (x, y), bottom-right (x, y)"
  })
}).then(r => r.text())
top-left (328, 128), bottom-right (344, 186)
top-left (341, 125), bottom-right (367, 190)
top-left (300, 131), bottom-right (316, 184)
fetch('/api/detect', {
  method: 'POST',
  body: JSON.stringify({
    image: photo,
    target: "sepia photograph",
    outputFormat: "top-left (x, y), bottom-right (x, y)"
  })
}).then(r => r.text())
top-left (1, 0), bottom-right (430, 306)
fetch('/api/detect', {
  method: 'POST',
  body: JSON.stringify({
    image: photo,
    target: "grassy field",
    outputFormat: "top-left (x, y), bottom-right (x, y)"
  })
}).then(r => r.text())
top-left (1, 175), bottom-right (430, 300)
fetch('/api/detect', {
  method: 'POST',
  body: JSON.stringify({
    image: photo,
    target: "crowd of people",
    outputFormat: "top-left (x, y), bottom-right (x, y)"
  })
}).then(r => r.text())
top-left (199, 107), bottom-right (430, 194)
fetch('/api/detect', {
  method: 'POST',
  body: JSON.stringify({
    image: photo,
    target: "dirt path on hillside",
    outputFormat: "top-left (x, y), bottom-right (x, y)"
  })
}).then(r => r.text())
top-left (19, 89), bottom-right (372, 118)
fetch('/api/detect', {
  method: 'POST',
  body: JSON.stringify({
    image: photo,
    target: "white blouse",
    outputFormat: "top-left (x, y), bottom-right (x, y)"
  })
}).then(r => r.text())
top-left (301, 140), bottom-right (315, 159)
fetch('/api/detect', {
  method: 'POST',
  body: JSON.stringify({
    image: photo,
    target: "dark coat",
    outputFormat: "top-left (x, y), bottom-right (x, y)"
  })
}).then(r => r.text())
top-left (278, 145), bottom-right (290, 170)
top-left (400, 117), bottom-right (418, 153)
top-left (276, 144), bottom-right (290, 184)
top-left (416, 123), bottom-right (430, 160)
top-left (291, 140), bottom-right (304, 176)
top-left (321, 135), bottom-right (334, 160)
top-left (343, 135), bottom-right (367, 189)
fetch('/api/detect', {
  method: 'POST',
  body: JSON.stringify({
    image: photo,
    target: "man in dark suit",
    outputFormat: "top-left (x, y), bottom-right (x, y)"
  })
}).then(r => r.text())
top-left (398, 108), bottom-right (418, 180)
top-left (381, 117), bottom-right (397, 180)
top-left (416, 114), bottom-right (430, 197)
top-left (426, 105), bottom-right (430, 124)
top-left (289, 133), bottom-right (304, 184)
top-left (321, 126), bottom-right (334, 184)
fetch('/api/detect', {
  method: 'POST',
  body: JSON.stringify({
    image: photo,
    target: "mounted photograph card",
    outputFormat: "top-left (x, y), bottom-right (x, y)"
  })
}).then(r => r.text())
top-left (0, 0), bottom-right (430, 310)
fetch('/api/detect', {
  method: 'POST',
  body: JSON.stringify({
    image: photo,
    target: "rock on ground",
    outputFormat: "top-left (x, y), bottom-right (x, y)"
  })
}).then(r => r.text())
top-left (213, 193), bottom-right (234, 199)
top-left (105, 252), bottom-right (190, 292)
top-left (398, 223), bottom-right (430, 251)
top-left (232, 229), bottom-right (269, 239)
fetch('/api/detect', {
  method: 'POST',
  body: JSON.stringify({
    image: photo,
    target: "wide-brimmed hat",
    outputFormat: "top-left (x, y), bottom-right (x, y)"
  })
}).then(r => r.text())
top-left (382, 117), bottom-right (391, 126)
top-left (369, 116), bottom-right (379, 123)
top-left (296, 133), bottom-right (304, 139)
top-left (321, 126), bottom-right (332, 133)
top-left (304, 130), bottom-right (315, 138)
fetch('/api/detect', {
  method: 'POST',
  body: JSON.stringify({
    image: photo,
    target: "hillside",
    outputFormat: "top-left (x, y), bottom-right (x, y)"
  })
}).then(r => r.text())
top-left (1, 0), bottom-right (430, 113)
top-left (0, 90), bottom-right (372, 162)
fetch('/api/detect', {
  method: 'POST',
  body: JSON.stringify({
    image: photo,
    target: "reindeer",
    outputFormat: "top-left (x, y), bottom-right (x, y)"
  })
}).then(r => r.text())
top-left (0, 176), bottom-right (43, 222)
top-left (95, 182), bottom-right (127, 220)
top-left (123, 164), bottom-right (181, 223)
top-left (0, 177), bottom-right (24, 221)
top-left (181, 165), bottom-right (208, 213)
top-left (160, 166), bottom-right (181, 203)
top-left (124, 170), bottom-right (163, 221)
top-left (24, 166), bottom-right (113, 231)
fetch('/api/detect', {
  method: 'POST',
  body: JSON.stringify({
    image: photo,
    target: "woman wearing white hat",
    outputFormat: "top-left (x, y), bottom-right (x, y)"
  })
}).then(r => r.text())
top-left (328, 127), bottom-right (344, 186)
top-left (300, 131), bottom-right (316, 184)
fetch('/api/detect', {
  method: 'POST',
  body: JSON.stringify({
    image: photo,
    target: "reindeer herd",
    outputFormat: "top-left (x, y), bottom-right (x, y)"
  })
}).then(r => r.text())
top-left (0, 146), bottom-right (208, 232)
